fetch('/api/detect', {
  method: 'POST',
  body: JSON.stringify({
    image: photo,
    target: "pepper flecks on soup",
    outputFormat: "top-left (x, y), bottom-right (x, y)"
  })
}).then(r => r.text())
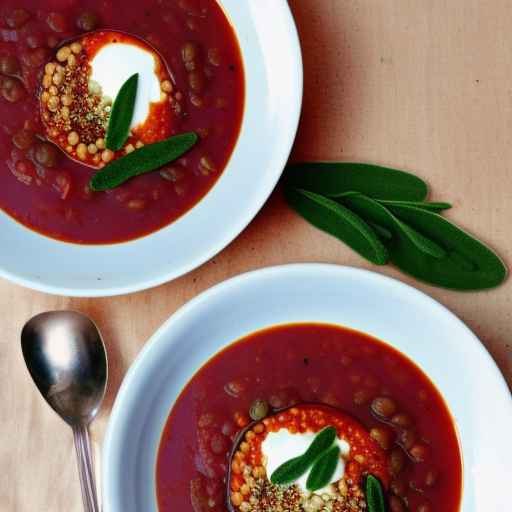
top-left (0, 1), bottom-right (244, 244)
top-left (156, 323), bottom-right (462, 512)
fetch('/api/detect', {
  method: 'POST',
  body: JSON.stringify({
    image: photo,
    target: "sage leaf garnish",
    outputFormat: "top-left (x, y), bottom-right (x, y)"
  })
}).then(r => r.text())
top-left (285, 188), bottom-right (389, 265)
top-left (270, 456), bottom-right (312, 486)
top-left (306, 445), bottom-right (341, 492)
top-left (284, 162), bottom-right (428, 201)
top-left (283, 162), bottom-right (507, 290)
top-left (271, 426), bottom-right (337, 485)
top-left (106, 73), bottom-right (139, 151)
top-left (301, 426), bottom-right (337, 462)
top-left (342, 194), bottom-right (446, 259)
top-left (90, 132), bottom-right (198, 191)
top-left (365, 475), bottom-right (386, 512)
top-left (378, 199), bottom-right (452, 212)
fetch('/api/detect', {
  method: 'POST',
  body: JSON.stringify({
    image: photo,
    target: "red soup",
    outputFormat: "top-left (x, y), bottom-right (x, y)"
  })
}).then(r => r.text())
top-left (157, 323), bottom-right (462, 512)
top-left (0, 1), bottom-right (244, 243)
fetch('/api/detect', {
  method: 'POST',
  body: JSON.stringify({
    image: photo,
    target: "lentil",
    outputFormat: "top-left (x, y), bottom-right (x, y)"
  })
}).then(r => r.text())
top-left (0, 55), bottom-right (20, 76)
top-left (34, 142), bottom-right (58, 168)
top-left (250, 400), bottom-right (270, 421)
top-left (2, 77), bottom-right (25, 103)
top-left (68, 132), bottom-right (79, 146)
top-left (12, 129), bottom-right (36, 150)
top-left (76, 143), bottom-right (88, 160)
top-left (5, 8), bottom-right (31, 29)
top-left (101, 149), bottom-right (114, 163)
top-left (76, 11), bottom-right (99, 32)
top-left (371, 397), bottom-right (397, 418)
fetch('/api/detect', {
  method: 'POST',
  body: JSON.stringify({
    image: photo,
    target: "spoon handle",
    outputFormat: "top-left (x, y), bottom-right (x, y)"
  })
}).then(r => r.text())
top-left (73, 424), bottom-right (100, 512)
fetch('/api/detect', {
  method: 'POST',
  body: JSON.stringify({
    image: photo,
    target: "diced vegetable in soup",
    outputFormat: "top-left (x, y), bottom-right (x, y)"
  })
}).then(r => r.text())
top-left (156, 324), bottom-right (462, 512)
top-left (0, 1), bottom-right (244, 243)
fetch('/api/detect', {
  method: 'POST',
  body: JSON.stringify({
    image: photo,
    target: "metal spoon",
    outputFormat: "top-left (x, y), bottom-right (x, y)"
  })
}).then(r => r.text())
top-left (21, 311), bottom-right (107, 512)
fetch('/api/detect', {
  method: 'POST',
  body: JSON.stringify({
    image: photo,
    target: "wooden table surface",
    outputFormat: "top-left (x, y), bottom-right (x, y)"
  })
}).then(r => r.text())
top-left (2, 1), bottom-right (511, 510)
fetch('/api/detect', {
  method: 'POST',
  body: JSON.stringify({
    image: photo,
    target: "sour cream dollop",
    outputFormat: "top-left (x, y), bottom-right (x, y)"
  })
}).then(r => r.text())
top-left (261, 428), bottom-right (351, 495)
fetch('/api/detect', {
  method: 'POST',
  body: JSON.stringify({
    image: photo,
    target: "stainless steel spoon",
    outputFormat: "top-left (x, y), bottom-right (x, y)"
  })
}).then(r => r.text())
top-left (21, 311), bottom-right (107, 512)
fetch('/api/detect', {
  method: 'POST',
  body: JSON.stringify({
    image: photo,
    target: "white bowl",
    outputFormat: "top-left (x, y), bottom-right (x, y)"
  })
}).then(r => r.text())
top-left (103, 264), bottom-right (512, 512)
top-left (0, 0), bottom-right (303, 297)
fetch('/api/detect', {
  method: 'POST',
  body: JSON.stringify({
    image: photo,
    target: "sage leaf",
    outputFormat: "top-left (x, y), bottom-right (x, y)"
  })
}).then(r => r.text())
top-left (342, 194), bottom-right (446, 259)
top-left (271, 426), bottom-right (337, 485)
top-left (106, 73), bottom-right (139, 151)
top-left (284, 162), bottom-right (428, 201)
top-left (366, 475), bottom-right (386, 512)
top-left (285, 188), bottom-right (389, 265)
top-left (386, 204), bottom-right (507, 289)
top-left (306, 445), bottom-right (341, 492)
top-left (91, 132), bottom-right (198, 191)
top-left (270, 456), bottom-right (311, 486)
top-left (369, 222), bottom-right (393, 240)
top-left (378, 199), bottom-right (452, 212)
top-left (302, 426), bottom-right (337, 461)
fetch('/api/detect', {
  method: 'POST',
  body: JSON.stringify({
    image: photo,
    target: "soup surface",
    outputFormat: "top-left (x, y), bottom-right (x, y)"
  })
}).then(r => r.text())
top-left (157, 323), bottom-right (462, 512)
top-left (0, 0), bottom-right (244, 243)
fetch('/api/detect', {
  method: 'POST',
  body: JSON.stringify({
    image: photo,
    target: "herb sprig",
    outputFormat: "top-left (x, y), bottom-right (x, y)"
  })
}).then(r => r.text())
top-left (284, 162), bottom-right (507, 290)
top-left (365, 475), bottom-right (386, 512)
top-left (106, 73), bottom-right (139, 151)
top-left (90, 132), bottom-right (198, 191)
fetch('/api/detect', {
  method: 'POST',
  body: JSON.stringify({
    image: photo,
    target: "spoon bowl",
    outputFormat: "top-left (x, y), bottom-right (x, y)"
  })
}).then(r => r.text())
top-left (21, 311), bottom-right (107, 425)
top-left (21, 310), bottom-right (107, 512)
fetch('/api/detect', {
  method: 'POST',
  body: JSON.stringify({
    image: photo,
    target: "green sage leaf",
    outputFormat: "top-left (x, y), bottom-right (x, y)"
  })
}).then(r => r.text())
top-left (270, 456), bottom-right (311, 486)
top-left (366, 475), bottom-right (386, 512)
top-left (369, 222), bottom-right (393, 240)
top-left (271, 426), bottom-right (337, 485)
top-left (302, 426), bottom-right (337, 461)
top-left (378, 199), bottom-right (452, 212)
top-left (90, 132), bottom-right (198, 191)
top-left (284, 162), bottom-right (428, 201)
top-left (106, 73), bottom-right (139, 151)
top-left (341, 194), bottom-right (446, 259)
top-left (306, 445), bottom-right (341, 492)
top-left (387, 204), bottom-right (507, 289)
top-left (285, 188), bottom-right (389, 265)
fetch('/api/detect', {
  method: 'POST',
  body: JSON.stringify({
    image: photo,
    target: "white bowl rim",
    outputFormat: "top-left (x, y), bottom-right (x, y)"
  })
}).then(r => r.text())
top-left (103, 263), bottom-right (512, 511)
top-left (0, 0), bottom-right (303, 297)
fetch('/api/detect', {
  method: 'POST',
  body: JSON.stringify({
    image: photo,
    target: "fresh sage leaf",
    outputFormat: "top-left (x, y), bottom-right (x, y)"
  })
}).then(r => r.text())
top-left (386, 204), bottom-right (507, 289)
top-left (284, 162), bottom-right (428, 201)
top-left (270, 456), bottom-right (311, 486)
top-left (366, 475), bottom-right (386, 512)
top-left (306, 445), bottom-right (341, 492)
top-left (378, 199), bottom-right (452, 212)
top-left (342, 194), bottom-right (446, 259)
top-left (398, 220), bottom-right (446, 259)
top-left (106, 73), bottom-right (139, 151)
top-left (302, 426), bottom-right (337, 461)
top-left (91, 132), bottom-right (198, 191)
top-left (285, 188), bottom-right (389, 265)
top-left (271, 426), bottom-right (337, 485)
top-left (369, 222), bottom-right (393, 240)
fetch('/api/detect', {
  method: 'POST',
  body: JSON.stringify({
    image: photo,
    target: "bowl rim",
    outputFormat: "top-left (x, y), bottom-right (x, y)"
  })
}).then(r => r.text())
top-left (102, 263), bottom-right (512, 511)
top-left (0, 0), bottom-right (303, 297)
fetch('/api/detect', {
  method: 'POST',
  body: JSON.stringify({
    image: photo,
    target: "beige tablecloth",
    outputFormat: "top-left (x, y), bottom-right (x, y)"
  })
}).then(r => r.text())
top-left (1, 1), bottom-right (511, 510)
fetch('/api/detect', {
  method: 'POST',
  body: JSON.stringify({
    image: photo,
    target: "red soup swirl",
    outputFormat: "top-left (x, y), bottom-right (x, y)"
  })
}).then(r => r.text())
top-left (0, 1), bottom-right (244, 244)
top-left (157, 323), bottom-right (462, 512)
